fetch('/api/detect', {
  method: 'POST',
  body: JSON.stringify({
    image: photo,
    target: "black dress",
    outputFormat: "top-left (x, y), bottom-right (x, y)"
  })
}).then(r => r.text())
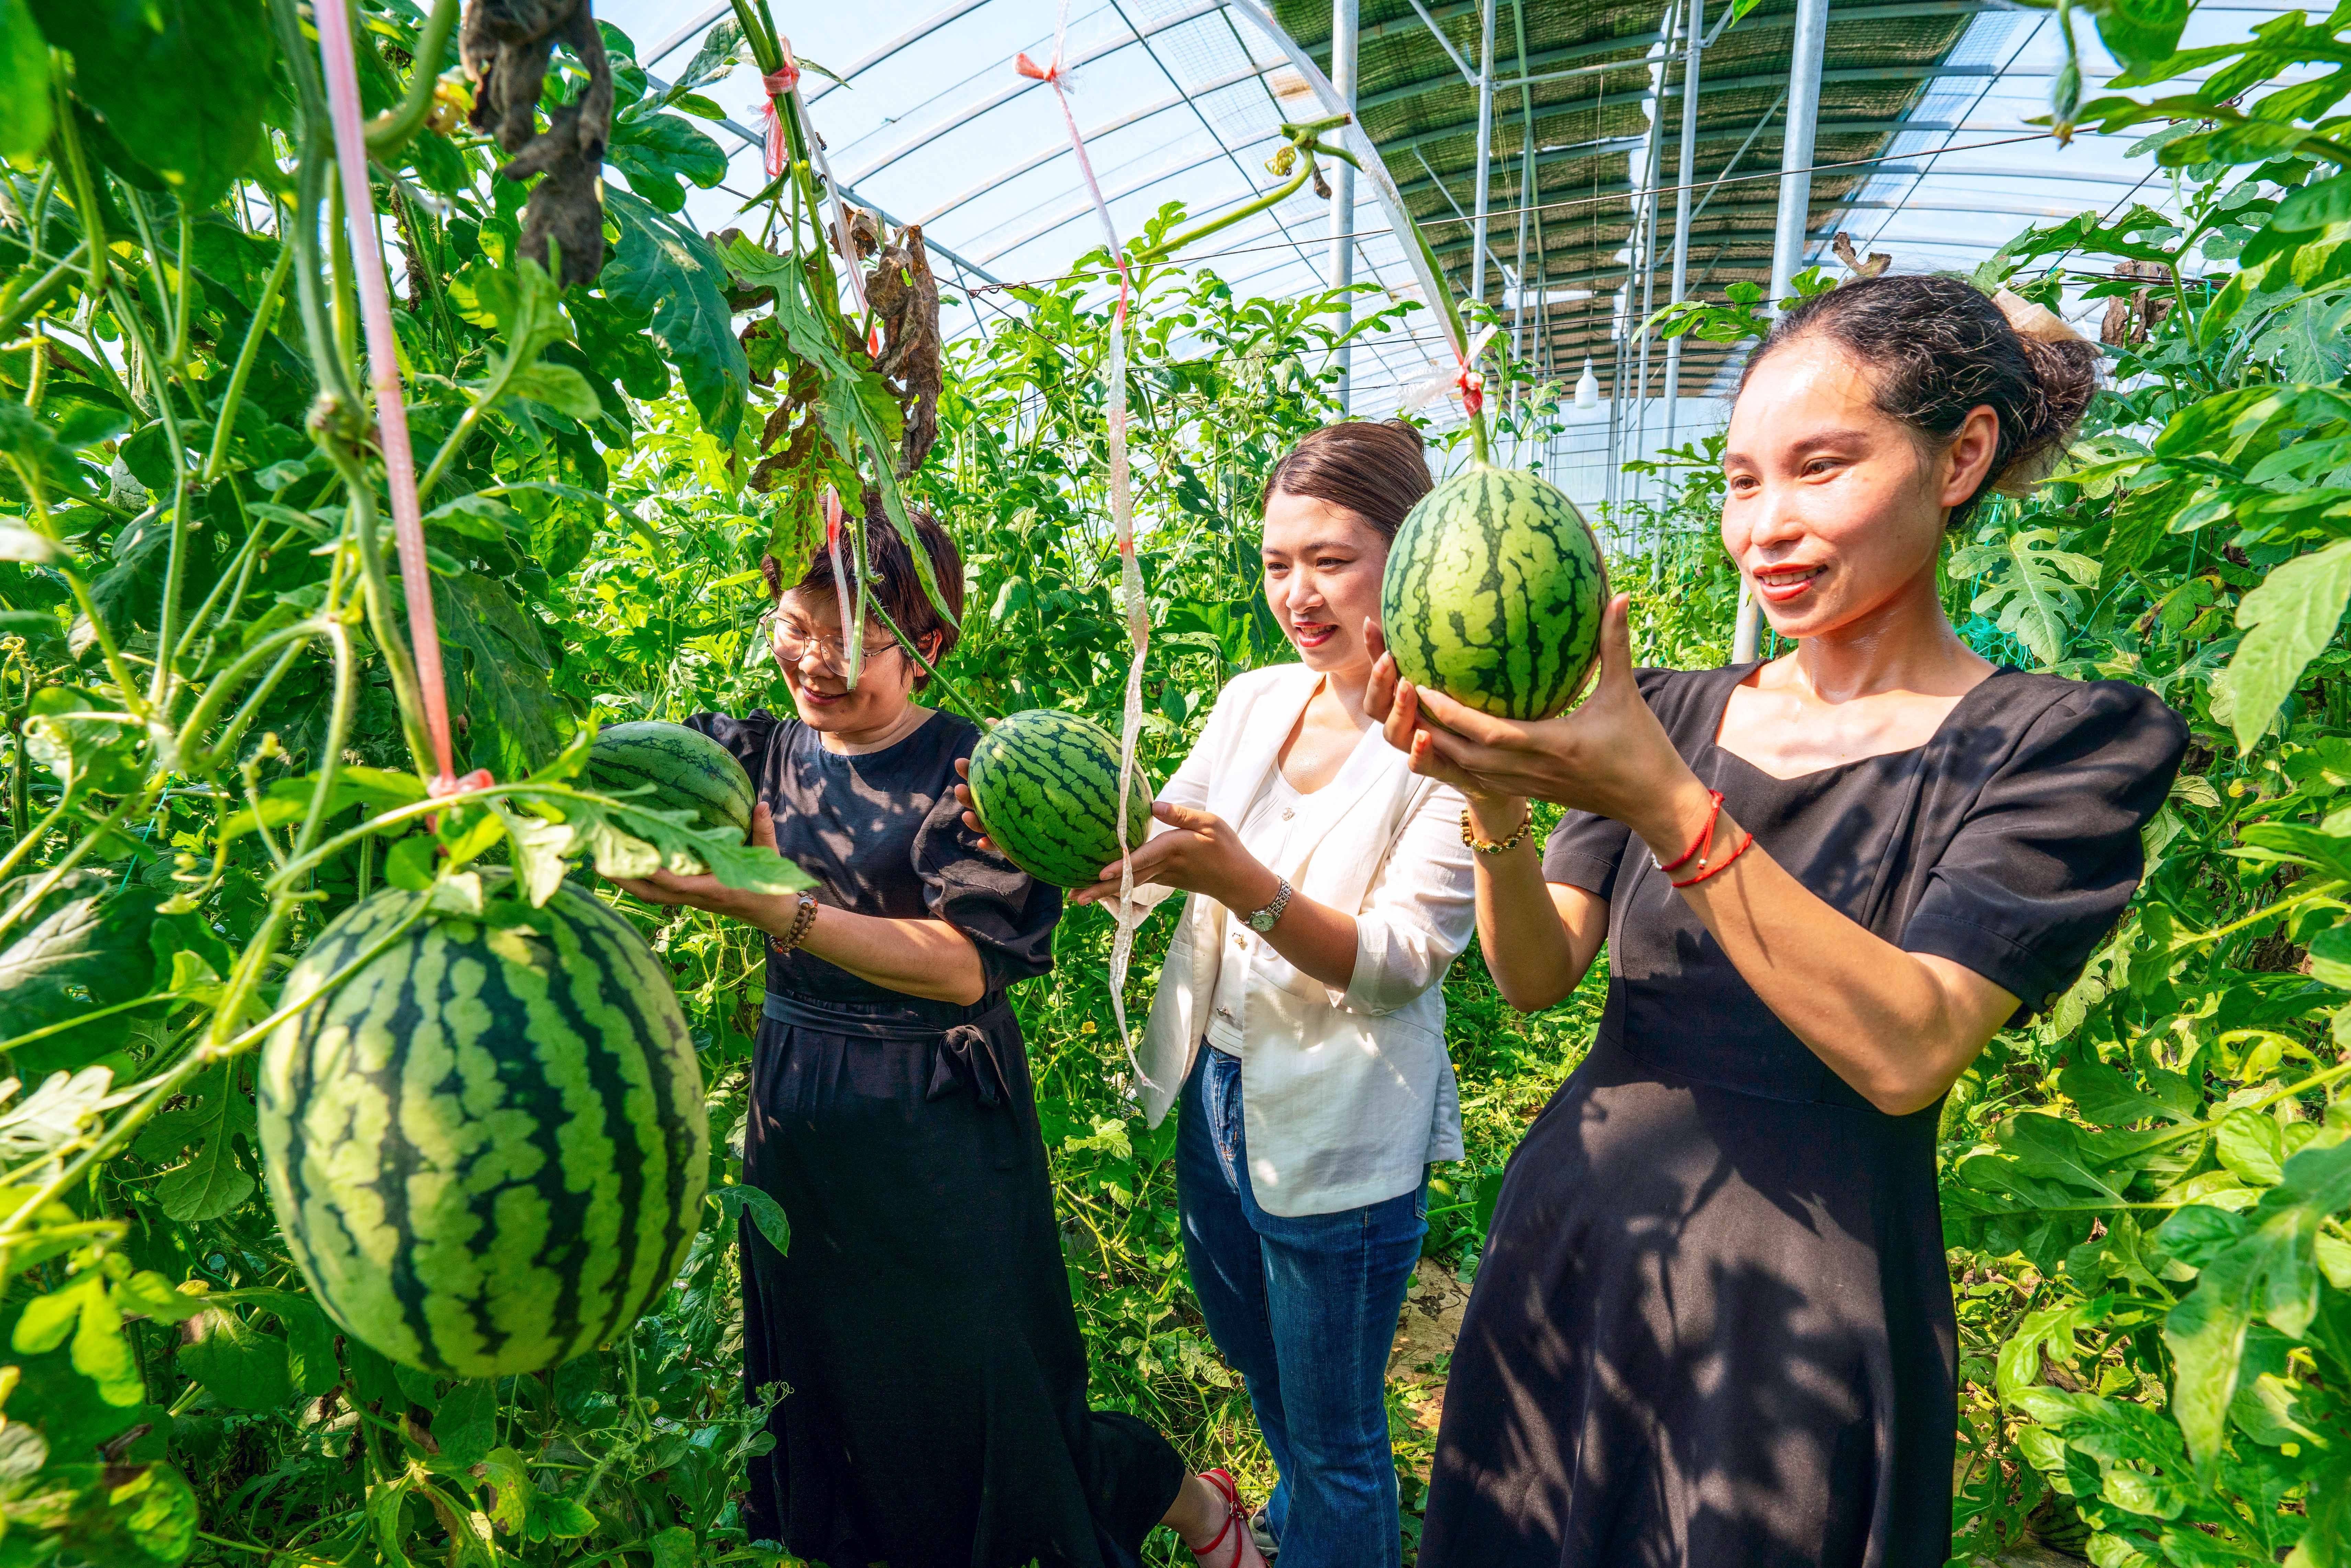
top-left (687, 709), bottom-right (1186, 1568)
top-left (1417, 665), bottom-right (2186, 1568)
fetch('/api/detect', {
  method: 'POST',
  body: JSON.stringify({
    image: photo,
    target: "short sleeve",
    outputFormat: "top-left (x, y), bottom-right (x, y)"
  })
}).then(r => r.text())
top-left (1539, 666), bottom-right (1691, 898)
top-left (911, 759), bottom-right (1063, 994)
top-left (1542, 809), bottom-right (1634, 898)
top-left (684, 710), bottom-right (778, 784)
top-left (1902, 682), bottom-right (2187, 1016)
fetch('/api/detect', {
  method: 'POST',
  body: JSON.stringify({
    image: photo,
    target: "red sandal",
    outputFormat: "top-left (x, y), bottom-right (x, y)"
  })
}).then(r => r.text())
top-left (1187, 1469), bottom-right (1269, 1568)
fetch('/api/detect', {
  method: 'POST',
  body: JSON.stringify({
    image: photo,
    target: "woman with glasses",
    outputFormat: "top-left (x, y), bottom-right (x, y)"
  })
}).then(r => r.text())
top-left (610, 510), bottom-right (1268, 1568)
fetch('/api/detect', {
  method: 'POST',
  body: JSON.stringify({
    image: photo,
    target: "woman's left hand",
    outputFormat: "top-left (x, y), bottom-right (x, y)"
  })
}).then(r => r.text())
top-left (1382, 593), bottom-right (1706, 846)
top-left (1066, 801), bottom-right (1279, 911)
top-left (609, 802), bottom-right (799, 937)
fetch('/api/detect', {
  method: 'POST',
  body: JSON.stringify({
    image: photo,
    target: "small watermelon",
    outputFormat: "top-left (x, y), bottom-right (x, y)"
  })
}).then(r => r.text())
top-left (1380, 464), bottom-right (1607, 721)
top-left (967, 710), bottom-right (1154, 889)
top-left (258, 873), bottom-right (710, 1377)
top-left (588, 720), bottom-right (755, 835)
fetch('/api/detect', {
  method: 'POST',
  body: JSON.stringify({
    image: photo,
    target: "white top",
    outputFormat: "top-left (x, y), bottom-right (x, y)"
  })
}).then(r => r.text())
top-left (1135, 665), bottom-right (1477, 1217)
top-left (1205, 770), bottom-right (1306, 1054)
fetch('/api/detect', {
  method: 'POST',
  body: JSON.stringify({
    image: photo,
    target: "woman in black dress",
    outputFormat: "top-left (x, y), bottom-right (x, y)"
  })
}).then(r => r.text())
top-left (1370, 275), bottom-right (2187, 1565)
top-left (611, 512), bottom-right (1267, 1568)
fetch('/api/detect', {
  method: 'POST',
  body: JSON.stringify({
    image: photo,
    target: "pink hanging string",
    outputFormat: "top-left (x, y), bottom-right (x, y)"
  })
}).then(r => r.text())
top-left (760, 50), bottom-right (801, 179)
top-left (312, 0), bottom-right (476, 797)
top-left (1017, 14), bottom-right (1155, 1088)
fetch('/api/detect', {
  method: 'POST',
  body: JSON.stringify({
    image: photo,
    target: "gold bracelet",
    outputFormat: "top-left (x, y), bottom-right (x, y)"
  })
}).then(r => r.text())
top-left (1460, 806), bottom-right (1532, 856)
top-left (770, 892), bottom-right (819, 955)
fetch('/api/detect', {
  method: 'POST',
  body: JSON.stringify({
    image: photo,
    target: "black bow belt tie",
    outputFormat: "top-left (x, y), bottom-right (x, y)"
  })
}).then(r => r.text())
top-left (761, 991), bottom-right (1033, 1163)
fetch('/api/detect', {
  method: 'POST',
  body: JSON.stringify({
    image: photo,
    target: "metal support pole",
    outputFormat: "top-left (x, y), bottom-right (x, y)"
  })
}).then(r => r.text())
top-left (1657, 0), bottom-right (1701, 583)
top-left (1733, 0), bottom-right (1827, 664)
top-left (1630, 0), bottom-right (1677, 512)
top-left (1330, 0), bottom-right (1358, 412)
top-left (1604, 328), bottom-right (1625, 518)
top-left (1470, 0), bottom-right (1497, 308)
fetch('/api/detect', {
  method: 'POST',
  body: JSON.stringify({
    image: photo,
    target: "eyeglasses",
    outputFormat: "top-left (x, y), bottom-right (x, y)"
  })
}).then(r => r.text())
top-left (766, 610), bottom-right (902, 674)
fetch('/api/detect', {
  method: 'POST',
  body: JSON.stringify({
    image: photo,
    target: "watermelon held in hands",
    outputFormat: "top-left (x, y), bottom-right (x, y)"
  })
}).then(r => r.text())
top-left (1380, 464), bottom-right (1607, 721)
top-left (966, 710), bottom-right (1155, 889)
top-left (587, 720), bottom-right (755, 836)
top-left (257, 873), bottom-right (710, 1377)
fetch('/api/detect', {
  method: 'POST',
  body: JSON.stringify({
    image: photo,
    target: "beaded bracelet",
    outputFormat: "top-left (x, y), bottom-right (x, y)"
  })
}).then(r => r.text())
top-left (1460, 806), bottom-right (1532, 855)
top-left (771, 891), bottom-right (819, 955)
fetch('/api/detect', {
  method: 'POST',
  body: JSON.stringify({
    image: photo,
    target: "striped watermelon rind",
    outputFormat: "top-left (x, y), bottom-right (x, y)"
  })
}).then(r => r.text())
top-left (258, 873), bottom-right (710, 1377)
top-left (587, 721), bottom-right (755, 836)
top-left (967, 710), bottom-right (1154, 889)
top-left (1380, 465), bottom-right (1607, 722)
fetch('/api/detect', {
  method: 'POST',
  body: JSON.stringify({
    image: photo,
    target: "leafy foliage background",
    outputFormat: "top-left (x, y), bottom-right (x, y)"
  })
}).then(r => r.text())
top-left (4, 1), bottom-right (2351, 1566)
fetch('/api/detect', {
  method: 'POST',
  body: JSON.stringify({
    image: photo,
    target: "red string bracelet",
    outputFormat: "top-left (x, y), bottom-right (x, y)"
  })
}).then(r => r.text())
top-left (1652, 791), bottom-right (1724, 873)
top-left (1673, 830), bottom-right (1755, 888)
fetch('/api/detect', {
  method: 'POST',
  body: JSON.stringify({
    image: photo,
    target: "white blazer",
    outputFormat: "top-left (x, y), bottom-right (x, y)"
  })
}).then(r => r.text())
top-left (1136, 665), bottom-right (1477, 1217)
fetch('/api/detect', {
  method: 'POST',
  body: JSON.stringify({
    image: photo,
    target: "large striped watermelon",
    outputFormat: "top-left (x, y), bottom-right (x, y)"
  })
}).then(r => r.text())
top-left (257, 873), bottom-right (709, 1377)
top-left (966, 710), bottom-right (1154, 888)
top-left (1380, 464), bottom-right (1607, 721)
top-left (587, 721), bottom-right (755, 836)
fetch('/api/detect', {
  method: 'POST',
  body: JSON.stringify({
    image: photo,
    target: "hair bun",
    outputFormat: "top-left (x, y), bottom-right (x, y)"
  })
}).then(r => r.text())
top-left (1993, 334), bottom-right (2101, 496)
top-left (1379, 417), bottom-right (1426, 452)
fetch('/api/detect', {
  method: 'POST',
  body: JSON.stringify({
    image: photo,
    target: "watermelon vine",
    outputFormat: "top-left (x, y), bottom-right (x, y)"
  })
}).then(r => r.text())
top-left (3, 1), bottom-right (2350, 1565)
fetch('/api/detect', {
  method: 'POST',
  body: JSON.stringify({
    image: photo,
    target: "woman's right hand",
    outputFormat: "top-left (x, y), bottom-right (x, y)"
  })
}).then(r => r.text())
top-left (1364, 620), bottom-right (1529, 835)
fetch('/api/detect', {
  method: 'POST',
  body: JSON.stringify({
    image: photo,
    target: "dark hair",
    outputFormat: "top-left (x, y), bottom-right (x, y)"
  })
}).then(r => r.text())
top-left (1261, 419), bottom-right (1432, 540)
top-left (760, 503), bottom-right (964, 688)
top-left (1741, 273), bottom-right (2100, 531)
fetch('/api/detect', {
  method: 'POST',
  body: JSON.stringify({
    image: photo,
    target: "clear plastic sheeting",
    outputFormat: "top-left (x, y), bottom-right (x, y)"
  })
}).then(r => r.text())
top-left (594, 0), bottom-right (2320, 492)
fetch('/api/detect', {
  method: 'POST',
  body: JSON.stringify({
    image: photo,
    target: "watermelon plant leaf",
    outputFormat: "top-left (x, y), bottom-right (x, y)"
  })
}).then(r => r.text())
top-left (0, 0), bottom-right (48, 161)
top-left (2224, 537), bottom-right (2351, 752)
top-left (147, 1063), bottom-right (257, 1224)
top-left (29, 0), bottom-right (275, 204)
top-left (608, 112), bottom-right (730, 211)
top-left (1947, 527), bottom-right (2100, 666)
top-left (429, 569), bottom-right (565, 775)
top-left (178, 1306), bottom-right (292, 1412)
top-left (603, 190), bottom-right (748, 446)
top-left (711, 1183), bottom-right (790, 1254)
top-left (0, 872), bottom-right (161, 1042)
top-left (434, 1380), bottom-right (499, 1470)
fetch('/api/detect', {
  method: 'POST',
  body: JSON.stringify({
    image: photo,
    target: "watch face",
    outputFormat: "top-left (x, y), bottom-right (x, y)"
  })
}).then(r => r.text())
top-left (1250, 911), bottom-right (1274, 932)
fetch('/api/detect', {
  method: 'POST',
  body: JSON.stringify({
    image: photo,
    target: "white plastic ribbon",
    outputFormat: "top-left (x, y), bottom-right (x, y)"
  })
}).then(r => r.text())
top-left (1017, 3), bottom-right (1156, 1095)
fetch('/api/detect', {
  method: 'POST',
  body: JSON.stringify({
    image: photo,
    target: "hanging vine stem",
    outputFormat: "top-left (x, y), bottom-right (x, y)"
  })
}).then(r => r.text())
top-left (201, 242), bottom-right (297, 484)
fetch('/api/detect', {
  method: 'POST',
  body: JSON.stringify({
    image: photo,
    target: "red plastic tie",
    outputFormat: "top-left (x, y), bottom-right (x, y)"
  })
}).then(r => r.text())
top-left (761, 47), bottom-right (802, 179)
top-left (1013, 51), bottom-right (1058, 83)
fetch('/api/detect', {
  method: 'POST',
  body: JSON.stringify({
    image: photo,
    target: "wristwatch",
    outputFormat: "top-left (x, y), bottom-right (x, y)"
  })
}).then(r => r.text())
top-left (1246, 878), bottom-right (1294, 934)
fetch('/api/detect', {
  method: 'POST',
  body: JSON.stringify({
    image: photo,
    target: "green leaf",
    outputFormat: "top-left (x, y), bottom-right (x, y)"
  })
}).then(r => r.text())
top-left (2056, 1061), bottom-right (2176, 1126)
top-left (1947, 527), bottom-right (2099, 667)
top-left (603, 189), bottom-right (747, 445)
top-left (2084, 0), bottom-right (2191, 69)
top-left (651, 1527), bottom-right (697, 1568)
top-left (427, 569), bottom-right (564, 775)
top-left (0, 0), bottom-right (50, 158)
top-left (712, 1183), bottom-right (790, 1254)
top-left (2224, 537), bottom-right (2351, 753)
top-left (0, 871), bottom-right (162, 1046)
top-left (505, 363), bottom-right (604, 422)
top-left (433, 1379), bottom-right (498, 1469)
top-left (142, 1062), bottom-right (257, 1223)
top-left (177, 1306), bottom-right (292, 1411)
top-left (39, 1460), bottom-right (200, 1564)
top-left (11, 1273), bottom-right (145, 1407)
top-left (607, 111), bottom-right (729, 211)
top-left (29, 0), bottom-right (275, 204)
top-left (2216, 1108), bottom-right (2286, 1187)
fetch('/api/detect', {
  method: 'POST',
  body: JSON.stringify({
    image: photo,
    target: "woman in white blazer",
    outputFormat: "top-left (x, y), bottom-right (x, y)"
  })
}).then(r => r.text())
top-left (1067, 421), bottom-right (1477, 1568)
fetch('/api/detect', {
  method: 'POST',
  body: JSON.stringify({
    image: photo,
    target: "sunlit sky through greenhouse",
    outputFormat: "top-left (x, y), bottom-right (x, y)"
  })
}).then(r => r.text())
top-left (591, 0), bottom-right (2317, 506)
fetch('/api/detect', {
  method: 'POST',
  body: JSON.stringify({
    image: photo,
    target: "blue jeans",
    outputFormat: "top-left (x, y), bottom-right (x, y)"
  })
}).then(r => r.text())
top-left (1177, 1046), bottom-right (1427, 1568)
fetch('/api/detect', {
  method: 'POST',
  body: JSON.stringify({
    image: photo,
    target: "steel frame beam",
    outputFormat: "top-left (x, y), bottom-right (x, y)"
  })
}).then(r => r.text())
top-left (1471, 0), bottom-right (1497, 306)
top-left (1333, 0), bottom-right (1360, 409)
